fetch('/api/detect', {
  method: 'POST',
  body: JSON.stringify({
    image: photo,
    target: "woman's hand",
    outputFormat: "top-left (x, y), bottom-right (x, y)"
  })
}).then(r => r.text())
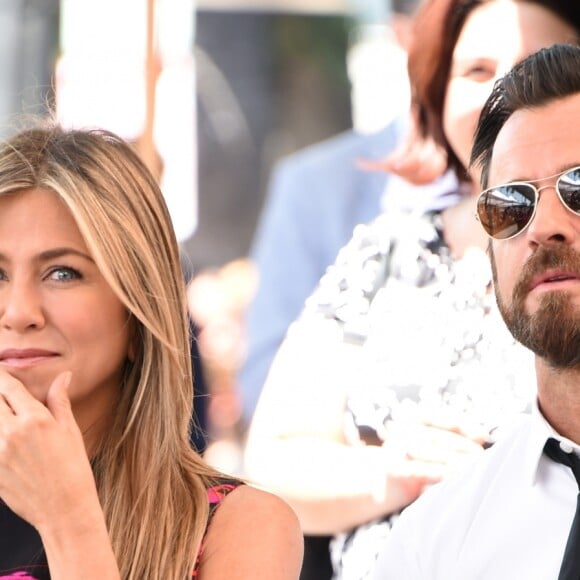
top-left (358, 111), bottom-right (448, 185)
top-left (0, 369), bottom-right (121, 578)
top-left (0, 370), bottom-right (99, 532)
top-left (381, 420), bottom-right (486, 513)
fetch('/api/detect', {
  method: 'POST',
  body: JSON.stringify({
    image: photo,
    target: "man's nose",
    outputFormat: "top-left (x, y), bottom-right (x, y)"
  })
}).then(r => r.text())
top-left (526, 187), bottom-right (578, 248)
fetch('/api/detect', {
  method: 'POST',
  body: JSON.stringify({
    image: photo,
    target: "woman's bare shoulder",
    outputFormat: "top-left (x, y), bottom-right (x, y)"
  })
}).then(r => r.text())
top-left (198, 484), bottom-right (303, 579)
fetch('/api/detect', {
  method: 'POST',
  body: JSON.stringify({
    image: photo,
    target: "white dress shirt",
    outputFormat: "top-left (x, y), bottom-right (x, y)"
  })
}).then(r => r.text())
top-left (373, 407), bottom-right (580, 579)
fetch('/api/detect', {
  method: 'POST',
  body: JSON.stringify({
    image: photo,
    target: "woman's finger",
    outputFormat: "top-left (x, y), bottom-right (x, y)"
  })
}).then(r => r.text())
top-left (0, 392), bottom-right (15, 419)
top-left (0, 370), bottom-right (41, 415)
top-left (45, 371), bottom-right (73, 424)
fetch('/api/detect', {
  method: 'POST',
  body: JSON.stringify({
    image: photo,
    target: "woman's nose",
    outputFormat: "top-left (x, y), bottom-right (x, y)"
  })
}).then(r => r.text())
top-left (0, 279), bottom-right (45, 331)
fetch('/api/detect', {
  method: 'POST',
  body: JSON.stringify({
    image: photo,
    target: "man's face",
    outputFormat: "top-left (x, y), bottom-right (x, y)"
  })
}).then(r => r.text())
top-left (489, 93), bottom-right (580, 368)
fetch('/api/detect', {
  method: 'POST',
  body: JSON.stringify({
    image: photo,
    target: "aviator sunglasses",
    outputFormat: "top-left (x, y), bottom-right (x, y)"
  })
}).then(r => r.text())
top-left (476, 165), bottom-right (580, 240)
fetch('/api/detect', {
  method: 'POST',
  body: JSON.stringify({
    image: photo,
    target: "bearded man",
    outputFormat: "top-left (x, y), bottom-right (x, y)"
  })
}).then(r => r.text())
top-left (374, 43), bottom-right (580, 580)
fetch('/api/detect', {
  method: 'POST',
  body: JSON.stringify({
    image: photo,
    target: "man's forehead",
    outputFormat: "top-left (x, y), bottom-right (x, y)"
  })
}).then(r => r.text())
top-left (488, 93), bottom-right (580, 185)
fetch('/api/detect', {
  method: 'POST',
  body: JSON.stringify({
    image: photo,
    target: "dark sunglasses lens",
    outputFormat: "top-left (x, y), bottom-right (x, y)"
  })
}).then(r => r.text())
top-left (559, 167), bottom-right (580, 213)
top-left (477, 184), bottom-right (536, 239)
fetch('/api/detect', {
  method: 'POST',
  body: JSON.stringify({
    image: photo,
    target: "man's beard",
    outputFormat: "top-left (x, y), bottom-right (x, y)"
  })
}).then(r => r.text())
top-left (492, 245), bottom-right (580, 369)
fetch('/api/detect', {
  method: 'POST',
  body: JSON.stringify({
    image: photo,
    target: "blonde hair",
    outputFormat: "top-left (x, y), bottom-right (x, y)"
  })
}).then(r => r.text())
top-left (0, 124), bottom-right (224, 578)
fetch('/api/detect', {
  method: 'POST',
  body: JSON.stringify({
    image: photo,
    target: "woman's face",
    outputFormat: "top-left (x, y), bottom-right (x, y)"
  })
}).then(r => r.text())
top-left (0, 187), bottom-right (131, 435)
top-left (443, 0), bottom-right (578, 182)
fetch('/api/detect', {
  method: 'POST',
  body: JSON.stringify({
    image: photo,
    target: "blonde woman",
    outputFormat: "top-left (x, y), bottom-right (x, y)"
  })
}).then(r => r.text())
top-left (0, 126), bottom-right (303, 579)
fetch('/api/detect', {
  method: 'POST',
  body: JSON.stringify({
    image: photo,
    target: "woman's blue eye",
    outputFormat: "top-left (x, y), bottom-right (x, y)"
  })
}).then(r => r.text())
top-left (49, 267), bottom-right (82, 282)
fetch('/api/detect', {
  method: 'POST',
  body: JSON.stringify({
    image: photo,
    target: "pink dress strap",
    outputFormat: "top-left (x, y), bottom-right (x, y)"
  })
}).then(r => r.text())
top-left (192, 479), bottom-right (243, 577)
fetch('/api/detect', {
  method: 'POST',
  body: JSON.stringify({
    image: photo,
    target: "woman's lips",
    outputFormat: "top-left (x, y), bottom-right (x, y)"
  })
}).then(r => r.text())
top-left (0, 349), bottom-right (59, 368)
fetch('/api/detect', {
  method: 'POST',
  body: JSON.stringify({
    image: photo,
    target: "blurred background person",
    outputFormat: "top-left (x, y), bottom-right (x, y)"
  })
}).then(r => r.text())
top-left (189, 0), bottom-right (440, 480)
top-left (237, 4), bottom-right (433, 575)
top-left (244, 1), bottom-right (580, 579)
top-left (239, 0), bottom-right (428, 430)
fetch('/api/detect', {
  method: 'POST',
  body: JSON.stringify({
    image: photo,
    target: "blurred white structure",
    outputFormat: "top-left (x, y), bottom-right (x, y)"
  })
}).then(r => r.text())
top-left (195, 0), bottom-right (408, 133)
top-left (348, 22), bottom-right (410, 133)
top-left (0, 0), bottom-right (59, 139)
top-left (57, 0), bottom-right (197, 243)
top-left (196, 0), bottom-right (349, 11)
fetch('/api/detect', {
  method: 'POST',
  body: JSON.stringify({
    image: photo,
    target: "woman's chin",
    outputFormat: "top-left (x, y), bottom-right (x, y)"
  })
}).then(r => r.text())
top-left (1, 368), bottom-right (51, 403)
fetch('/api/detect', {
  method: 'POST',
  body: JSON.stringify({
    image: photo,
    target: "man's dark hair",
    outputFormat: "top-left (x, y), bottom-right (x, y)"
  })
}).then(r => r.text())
top-left (471, 43), bottom-right (580, 188)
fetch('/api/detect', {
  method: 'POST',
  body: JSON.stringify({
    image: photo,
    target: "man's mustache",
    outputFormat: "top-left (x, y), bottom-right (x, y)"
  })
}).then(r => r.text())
top-left (512, 246), bottom-right (580, 303)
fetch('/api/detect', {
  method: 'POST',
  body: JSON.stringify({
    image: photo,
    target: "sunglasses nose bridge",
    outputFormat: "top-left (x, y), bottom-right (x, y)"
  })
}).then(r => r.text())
top-left (525, 181), bottom-right (580, 244)
top-left (535, 183), bottom-right (557, 196)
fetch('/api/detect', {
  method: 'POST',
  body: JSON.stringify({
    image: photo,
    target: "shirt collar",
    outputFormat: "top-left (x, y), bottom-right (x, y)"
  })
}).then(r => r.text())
top-left (527, 400), bottom-right (580, 485)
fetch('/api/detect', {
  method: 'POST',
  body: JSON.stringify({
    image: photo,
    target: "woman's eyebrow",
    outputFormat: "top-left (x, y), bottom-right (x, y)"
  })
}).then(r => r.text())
top-left (38, 246), bottom-right (93, 262)
top-left (37, 247), bottom-right (95, 263)
top-left (0, 247), bottom-right (94, 263)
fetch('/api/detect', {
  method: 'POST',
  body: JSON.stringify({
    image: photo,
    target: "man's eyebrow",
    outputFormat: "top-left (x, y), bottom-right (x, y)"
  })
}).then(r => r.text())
top-left (503, 164), bottom-right (580, 184)
top-left (0, 247), bottom-right (95, 263)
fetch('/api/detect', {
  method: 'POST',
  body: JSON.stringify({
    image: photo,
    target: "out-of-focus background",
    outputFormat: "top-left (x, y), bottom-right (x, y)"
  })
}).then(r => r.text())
top-left (3, 0), bottom-right (407, 471)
